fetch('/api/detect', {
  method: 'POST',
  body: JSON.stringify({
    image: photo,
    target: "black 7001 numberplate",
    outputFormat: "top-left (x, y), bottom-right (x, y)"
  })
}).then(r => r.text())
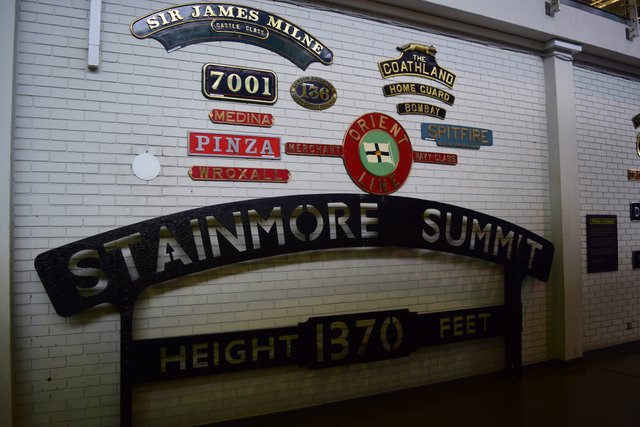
top-left (202, 63), bottom-right (277, 105)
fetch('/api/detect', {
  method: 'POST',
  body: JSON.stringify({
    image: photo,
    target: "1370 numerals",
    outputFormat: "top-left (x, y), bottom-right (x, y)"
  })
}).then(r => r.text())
top-left (301, 310), bottom-right (414, 367)
top-left (202, 63), bottom-right (277, 105)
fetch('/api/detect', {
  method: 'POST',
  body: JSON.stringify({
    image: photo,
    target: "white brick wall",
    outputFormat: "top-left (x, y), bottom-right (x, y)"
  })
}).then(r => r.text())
top-left (575, 66), bottom-right (640, 351)
top-left (13, 1), bottom-right (554, 425)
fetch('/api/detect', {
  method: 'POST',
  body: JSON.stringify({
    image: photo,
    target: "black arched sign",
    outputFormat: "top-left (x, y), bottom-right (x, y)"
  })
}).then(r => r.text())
top-left (34, 194), bottom-right (554, 426)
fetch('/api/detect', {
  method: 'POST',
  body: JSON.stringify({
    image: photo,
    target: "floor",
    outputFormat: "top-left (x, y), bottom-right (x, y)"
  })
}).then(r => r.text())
top-left (208, 343), bottom-right (640, 427)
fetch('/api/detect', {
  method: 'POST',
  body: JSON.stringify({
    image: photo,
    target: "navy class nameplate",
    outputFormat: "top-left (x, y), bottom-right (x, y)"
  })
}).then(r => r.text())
top-left (202, 63), bottom-right (277, 104)
top-left (130, 4), bottom-right (333, 70)
top-left (290, 76), bottom-right (337, 110)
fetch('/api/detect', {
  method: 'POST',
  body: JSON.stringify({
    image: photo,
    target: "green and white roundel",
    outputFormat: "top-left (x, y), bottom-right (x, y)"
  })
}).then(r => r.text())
top-left (359, 130), bottom-right (399, 176)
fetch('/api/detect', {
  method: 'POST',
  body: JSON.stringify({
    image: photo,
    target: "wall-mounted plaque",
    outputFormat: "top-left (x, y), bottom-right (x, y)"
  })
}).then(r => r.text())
top-left (209, 109), bottom-right (275, 127)
top-left (382, 83), bottom-right (455, 105)
top-left (189, 166), bottom-right (290, 182)
top-left (397, 102), bottom-right (446, 119)
top-left (633, 113), bottom-right (640, 129)
top-left (285, 142), bottom-right (343, 157)
top-left (586, 215), bottom-right (618, 273)
top-left (202, 63), bottom-right (277, 105)
top-left (631, 203), bottom-right (640, 221)
top-left (290, 76), bottom-right (337, 110)
top-left (421, 123), bottom-right (493, 149)
top-left (378, 43), bottom-right (457, 88)
top-left (131, 4), bottom-right (334, 70)
top-left (343, 112), bottom-right (414, 195)
top-left (628, 169), bottom-right (640, 180)
top-left (188, 132), bottom-right (281, 159)
top-left (413, 151), bottom-right (457, 165)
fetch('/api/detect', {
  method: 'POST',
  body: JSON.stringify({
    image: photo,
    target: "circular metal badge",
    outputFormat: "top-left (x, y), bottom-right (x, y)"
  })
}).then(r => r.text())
top-left (343, 112), bottom-right (413, 195)
top-left (290, 76), bottom-right (337, 110)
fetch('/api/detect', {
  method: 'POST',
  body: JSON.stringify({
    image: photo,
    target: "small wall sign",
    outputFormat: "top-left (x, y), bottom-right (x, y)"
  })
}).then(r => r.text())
top-left (285, 142), bottom-right (343, 157)
top-left (188, 132), bottom-right (281, 159)
top-left (586, 215), bottom-right (618, 273)
top-left (421, 123), bottom-right (493, 149)
top-left (189, 166), bottom-right (290, 182)
top-left (413, 151), bottom-right (457, 165)
top-left (378, 43), bottom-right (457, 89)
top-left (290, 76), bottom-right (337, 110)
top-left (130, 4), bottom-right (334, 70)
top-left (382, 83), bottom-right (455, 105)
top-left (628, 169), bottom-right (640, 180)
top-left (202, 63), bottom-right (277, 105)
top-left (397, 102), bottom-right (446, 119)
top-left (631, 203), bottom-right (640, 221)
top-left (209, 109), bottom-right (274, 127)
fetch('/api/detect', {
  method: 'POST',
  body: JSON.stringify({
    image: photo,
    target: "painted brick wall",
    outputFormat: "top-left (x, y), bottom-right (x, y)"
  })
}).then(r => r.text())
top-left (13, 0), bottom-right (553, 425)
top-left (575, 66), bottom-right (640, 351)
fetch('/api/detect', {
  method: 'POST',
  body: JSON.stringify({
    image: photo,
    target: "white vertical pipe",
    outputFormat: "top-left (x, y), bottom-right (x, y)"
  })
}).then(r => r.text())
top-left (88, 0), bottom-right (102, 69)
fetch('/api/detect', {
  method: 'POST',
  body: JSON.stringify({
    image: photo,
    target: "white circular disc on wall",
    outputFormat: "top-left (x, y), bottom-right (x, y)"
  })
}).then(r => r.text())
top-left (132, 152), bottom-right (161, 181)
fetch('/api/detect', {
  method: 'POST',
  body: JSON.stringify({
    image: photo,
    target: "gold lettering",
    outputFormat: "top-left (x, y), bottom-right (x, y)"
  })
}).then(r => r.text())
top-left (203, 5), bottom-right (216, 17)
top-left (146, 16), bottom-right (160, 30)
top-left (168, 9), bottom-right (184, 23)
top-left (160, 346), bottom-right (186, 372)
top-left (251, 337), bottom-right (275, 361)
top-left (192, 343), bottom-right (208, 368)
top-left (478, 313), bottom-right (491, 332)
top-left (225, 340), bottom-right (246, 364)
top-left (439, 317), bottom-right (450, 338)
top-left (191, 6), bottom-right (201, 18)
top-left (218, 5), bottom-right (235, 17)
top-left (279, 334), bottom-right (298, 358)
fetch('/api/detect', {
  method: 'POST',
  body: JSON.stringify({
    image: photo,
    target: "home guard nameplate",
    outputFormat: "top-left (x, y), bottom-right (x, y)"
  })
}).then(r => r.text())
top-left (131, 4), bottom-right (333, 70)
top-left (379, 44), bottom-right (457, 88)
top-left (382, 82), bottom-right (455, 105)
top-left (209, 109), bottom-right (275, 127)
top-left (290, 76), bottom-right (337, 110)
top-left (188, 132), bottom-right (281, 159)
top-left (202, 64), bottom-right (277, 104)
top-left (422, 123), bottom-right (493, 149)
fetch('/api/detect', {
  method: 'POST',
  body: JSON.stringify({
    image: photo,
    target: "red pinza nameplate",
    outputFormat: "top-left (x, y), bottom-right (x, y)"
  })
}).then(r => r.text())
top-left (189, 166), bottom-right (290, 182)
top-left (209, 109), bottom-right (275, 128)
top-left (189, 132), bottom-right (281, 159)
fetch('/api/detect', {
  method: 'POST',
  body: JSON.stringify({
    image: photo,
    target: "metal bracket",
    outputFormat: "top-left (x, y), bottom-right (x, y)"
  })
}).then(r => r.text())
top-left (627, 0), bottom-right (639, 40)
top-left (546, 0), bottom-right (560, 17)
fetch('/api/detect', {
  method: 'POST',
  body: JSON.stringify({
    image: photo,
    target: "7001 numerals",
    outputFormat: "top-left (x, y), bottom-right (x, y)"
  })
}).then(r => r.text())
top-left (300, 310), bottom-right (416, 368)
top-left (202, 63), bottom-right (277, 105)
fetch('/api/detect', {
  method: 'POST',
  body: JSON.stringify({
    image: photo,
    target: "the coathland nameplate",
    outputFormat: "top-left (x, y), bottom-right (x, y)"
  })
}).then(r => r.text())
top-left (379, 43), bottom-right (457, 89)
top-left (131, 305), bottom-right (505, 382)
